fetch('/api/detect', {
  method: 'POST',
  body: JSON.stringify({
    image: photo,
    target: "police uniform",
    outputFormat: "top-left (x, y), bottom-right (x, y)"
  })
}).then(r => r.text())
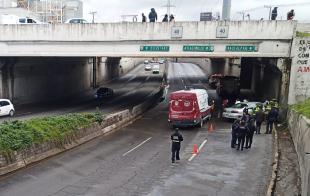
top-left (231, 119), bottom-right (240, 148)
top-left (245, 118), bottom-right (255, 148)
top-left (171, 128), bottom-right (183, 163)
top-left (236, 122), bottom-right (248, 151)
top-left (266, 107), bottom-right (279, 134)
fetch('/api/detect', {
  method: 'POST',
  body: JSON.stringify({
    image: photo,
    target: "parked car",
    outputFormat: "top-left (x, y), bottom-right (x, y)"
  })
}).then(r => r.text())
top-left (152, 64), bottom-right (160, 74)
top-left (0, 99), bottom-right (15, 117)
top-left (144, 64), bottom-right (152, 71)
top-left (168, 89), bottom-right (213, 128)
top-left (144, 60), bottom-right (149, 64)
top-left (159, 59), bottom-right (165, 64)
top-left (95, 87), bottom-right (114, 99)
top-left (65, 18), bottom-right (89, 24)
top-left (222, 102), bottom-right (261, 120)
top-left (208, 74), bottom-right (223, 89)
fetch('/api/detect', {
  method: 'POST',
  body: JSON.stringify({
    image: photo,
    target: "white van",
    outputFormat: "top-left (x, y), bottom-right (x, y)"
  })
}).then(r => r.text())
top-left (0, 99), bottom-right (15, 117)
top-left (152, 64), bottom-right (160, 74)
top-left (0, 14), bottom-right (43, 24)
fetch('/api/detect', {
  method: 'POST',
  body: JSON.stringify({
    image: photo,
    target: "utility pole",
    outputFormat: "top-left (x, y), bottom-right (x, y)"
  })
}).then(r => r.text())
top-left (162, 0), bottom-right (175, 18)
top-left (89, 11), bottom-right (97, 23)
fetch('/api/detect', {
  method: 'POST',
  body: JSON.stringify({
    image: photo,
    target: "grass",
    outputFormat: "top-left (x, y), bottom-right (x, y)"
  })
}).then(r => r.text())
top-left (291, 98), bottom-right (310, 119)
top-left (0, 112), bottom-right (103, 152)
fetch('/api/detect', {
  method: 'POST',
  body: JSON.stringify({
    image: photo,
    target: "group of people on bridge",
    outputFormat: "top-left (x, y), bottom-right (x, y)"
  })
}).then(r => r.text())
top-left (142, 8), bottom-right (175, 23)
top-left (231, 104), bottom-right (279, 151)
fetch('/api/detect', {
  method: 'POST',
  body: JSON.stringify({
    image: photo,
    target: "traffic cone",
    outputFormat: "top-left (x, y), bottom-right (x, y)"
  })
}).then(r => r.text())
top-left (193, 144), bottom-right (198, 154)
top-left (208, 123), bottom-right (214, 132)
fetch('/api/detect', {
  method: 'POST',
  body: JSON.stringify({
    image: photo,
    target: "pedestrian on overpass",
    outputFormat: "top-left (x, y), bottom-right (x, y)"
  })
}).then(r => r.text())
top-left (149, 8), bottom-right (158, 22)
top-left (255, 106), bottom-right (265, 134)
top-left (236, 120), bottom-right (247, 151)
top-left (271, 7), bottom-right (278, 20)
top-left (162, 14), bottom-right (168, 22)
top-left (245, 118), bottom-right (255, 149)
top-left (169, 14), bottom-right (175, 22)
top-left (171, 127), bottom-right (183, 163)
top-left (142, 13), bottom-right (146, 22)
top-left (287, 9), bottom-right (295, 20)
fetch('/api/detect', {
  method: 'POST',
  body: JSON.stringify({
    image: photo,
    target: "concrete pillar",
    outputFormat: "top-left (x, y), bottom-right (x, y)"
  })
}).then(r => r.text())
top-left (277, 58), bottom-right (291, 105)
top-left (106, 57), bottom-right (121, 80)
top-left (0, 58), bottom-right (15, 100)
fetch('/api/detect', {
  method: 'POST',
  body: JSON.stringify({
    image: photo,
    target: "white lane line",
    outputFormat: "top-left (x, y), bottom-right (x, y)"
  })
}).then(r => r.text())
top-left (122, 137), bottom-right (152, 156)
top-left (188, 139), bottom-right (208, 162)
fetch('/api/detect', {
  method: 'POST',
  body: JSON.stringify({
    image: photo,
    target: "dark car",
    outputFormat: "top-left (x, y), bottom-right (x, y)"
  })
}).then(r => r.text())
top-left (208, 74), bottom-right (223, 89)
top-left (95, 87), bottom-right (114, 99)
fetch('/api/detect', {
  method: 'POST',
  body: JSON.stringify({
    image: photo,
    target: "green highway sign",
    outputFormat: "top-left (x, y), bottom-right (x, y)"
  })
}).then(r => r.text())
top-left (140, 45), bottom-right (170, 52)
top-left (226, 45), bottom-right (258, 52)
top-left (183, 45), bottom-right (214, 52)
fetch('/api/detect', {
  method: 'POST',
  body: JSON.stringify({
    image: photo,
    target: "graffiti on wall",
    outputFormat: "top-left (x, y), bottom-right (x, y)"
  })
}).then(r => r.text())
top-left (294, 37), bottom-right (310, 100)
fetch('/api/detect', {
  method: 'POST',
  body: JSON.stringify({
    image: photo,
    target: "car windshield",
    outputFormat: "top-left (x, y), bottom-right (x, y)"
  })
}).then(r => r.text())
top-left (231, 103), bottom-right (248, 108)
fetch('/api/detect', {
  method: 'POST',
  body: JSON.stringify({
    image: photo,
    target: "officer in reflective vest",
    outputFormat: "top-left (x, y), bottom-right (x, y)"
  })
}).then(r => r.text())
top-left (171, 127), bottom-right (184, 163)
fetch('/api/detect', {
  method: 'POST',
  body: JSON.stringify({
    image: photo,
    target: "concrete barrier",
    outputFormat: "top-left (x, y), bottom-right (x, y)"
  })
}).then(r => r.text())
top-left (287, 110), bottom-right (310, 196)
top-left (0, 88), bottom-right (163, 176)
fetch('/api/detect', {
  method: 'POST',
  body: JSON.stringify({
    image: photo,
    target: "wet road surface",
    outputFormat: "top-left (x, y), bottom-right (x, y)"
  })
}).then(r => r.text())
top-left (0, 62), bottom-right (273, 196)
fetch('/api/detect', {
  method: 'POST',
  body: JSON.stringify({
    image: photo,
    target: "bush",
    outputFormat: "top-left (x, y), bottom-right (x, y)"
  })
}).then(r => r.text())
top-left (292, 98), bottom-right (310, 119)
top-left (0, 113), bottom-right (104, 152)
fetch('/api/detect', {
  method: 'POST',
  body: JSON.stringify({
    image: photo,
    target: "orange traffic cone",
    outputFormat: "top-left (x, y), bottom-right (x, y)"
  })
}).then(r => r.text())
top-left (193, 144), bottom-right (198, 154)
top-left (208, 123), bottom-right (214, 132)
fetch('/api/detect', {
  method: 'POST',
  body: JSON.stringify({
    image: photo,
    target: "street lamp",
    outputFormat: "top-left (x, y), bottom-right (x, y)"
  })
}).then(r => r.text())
top-left (89, 11), bottom-right (97, 23)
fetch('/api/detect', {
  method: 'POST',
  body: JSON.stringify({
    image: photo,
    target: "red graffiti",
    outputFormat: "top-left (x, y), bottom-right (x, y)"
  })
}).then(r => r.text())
top-left (297, 66), bottom-right (310, 73)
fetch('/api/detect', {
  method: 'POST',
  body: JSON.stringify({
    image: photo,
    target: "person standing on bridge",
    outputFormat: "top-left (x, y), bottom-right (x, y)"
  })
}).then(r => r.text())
top-left (171, 127), bottom-right (183, 163)
top-left (162, 14), bottom-right (168, 22)
top-left (142, 13), bottom-right (146, 22)
top-left (149, 8), bottom-right (158, 22)
top-left (169, 14), bottom-right (175, 22)
top-left (271, 7), bottom-right (278, 20)
top-left (287, 9), bottom-right (295, 20)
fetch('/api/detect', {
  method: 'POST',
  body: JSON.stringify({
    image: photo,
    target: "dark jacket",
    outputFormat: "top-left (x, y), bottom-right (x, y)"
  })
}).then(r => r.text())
top-left (267, 108), bottom-right (278, 122)
top-left (162, 15), bottom-right (168, 22)
top-left (149, 8), bottom-right (158, 22)
top-left (171, 131), bottom-right (183, 150)
top-left (255, 109), bottom-right (265, 123)
top-left (237, 125), bottom-right (248, 137)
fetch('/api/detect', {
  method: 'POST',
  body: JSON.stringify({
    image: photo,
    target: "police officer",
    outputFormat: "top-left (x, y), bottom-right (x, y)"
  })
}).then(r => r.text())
top-left (255, 106), bottom-right (265, 134)
top-left (245, 118), bottom-right (255, 149)
top-left (231, 118), bottom-right (240, 148)
top-left (241, 108), bottom-right (250, 123)
top-left (266, 106), bottom-right (279, 134)
top-left (236, 120), bottom-right (248, 151)
top-left (171, 127), bottom-right (183, 163)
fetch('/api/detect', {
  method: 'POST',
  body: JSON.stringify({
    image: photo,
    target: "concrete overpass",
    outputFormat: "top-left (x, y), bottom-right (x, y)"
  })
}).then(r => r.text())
top-left (0, 21), bottom-right (296, 57)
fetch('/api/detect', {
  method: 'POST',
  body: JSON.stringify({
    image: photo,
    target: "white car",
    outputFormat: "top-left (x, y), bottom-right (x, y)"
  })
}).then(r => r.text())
top-left (152, 64), bottom-right (160, 74)
top-left (222, 102), bottom-right (261, 120)
top-left (0, 99), bottom-right (15, 117)
top-left (144, 64), bottom-right (152, 71)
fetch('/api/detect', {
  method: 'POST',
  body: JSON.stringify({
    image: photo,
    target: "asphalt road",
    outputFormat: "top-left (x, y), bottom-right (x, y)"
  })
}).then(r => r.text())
top-left (0, 63), bottom-right (164, 122)
top-left (0, 62), bottom-right (273, 196)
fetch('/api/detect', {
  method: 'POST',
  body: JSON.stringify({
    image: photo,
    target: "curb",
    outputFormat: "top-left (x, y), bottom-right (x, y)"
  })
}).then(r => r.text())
top-left (266, 126), bottom-right (279, 196)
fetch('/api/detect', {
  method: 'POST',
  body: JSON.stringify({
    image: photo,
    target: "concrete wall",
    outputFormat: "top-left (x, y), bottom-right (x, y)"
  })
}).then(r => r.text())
top-left (287, 110), bottom-right (310, 196)
top-left (0, 57), bottom-right (139, 105)
top-left (289, 23), bottom-right (310, 104)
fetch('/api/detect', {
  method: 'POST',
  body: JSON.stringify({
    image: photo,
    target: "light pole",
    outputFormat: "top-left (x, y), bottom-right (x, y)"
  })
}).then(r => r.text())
top-left (264, 5), bottom-right (272, 20)
top-left (89, 11), bottom-right (97, 23)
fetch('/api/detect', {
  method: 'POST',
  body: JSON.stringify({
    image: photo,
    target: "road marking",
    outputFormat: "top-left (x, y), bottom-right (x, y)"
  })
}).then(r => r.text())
top-left (122, 137), bottom-right (152, 156)
top-left (188, 139), bottom-right (208, 162)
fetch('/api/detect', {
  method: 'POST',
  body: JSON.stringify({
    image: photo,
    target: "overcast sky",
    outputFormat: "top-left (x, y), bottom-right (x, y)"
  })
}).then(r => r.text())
top-left (82, 0), bottom-right (310, 22)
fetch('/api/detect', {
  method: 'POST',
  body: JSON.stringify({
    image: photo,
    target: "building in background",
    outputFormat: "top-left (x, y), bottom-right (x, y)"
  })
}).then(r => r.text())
top-left (0, 0), bottom-right (83, 23)
top-left (222, 0), bottom-right (231, 20)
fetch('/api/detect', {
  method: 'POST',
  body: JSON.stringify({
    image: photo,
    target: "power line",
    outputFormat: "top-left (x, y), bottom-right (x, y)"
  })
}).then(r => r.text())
top-left (162, 0), bottom-right (175, 17)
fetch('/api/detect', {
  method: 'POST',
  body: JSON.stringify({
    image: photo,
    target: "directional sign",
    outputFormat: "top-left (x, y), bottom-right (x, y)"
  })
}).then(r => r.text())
top-left (140, 46), bottom-right (170, 52)
top-left (183, 45), bottom-right (214, 52)
top-left (226, 45), bottom-right (258, 52)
